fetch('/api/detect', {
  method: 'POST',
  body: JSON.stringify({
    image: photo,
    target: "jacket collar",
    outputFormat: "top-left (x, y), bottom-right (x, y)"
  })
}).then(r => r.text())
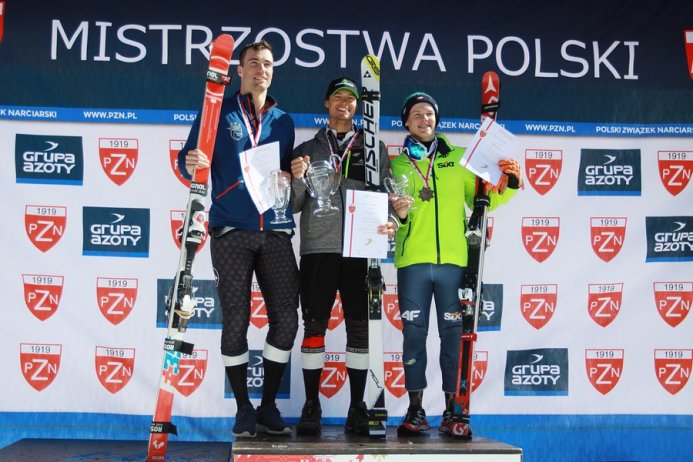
top-left (435, 134), bottom-right (453, 155)
top-left (237, 91), bottom-right (277, 117)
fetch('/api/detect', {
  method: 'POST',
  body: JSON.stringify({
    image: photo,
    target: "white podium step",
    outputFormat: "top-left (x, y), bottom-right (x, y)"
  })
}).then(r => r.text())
top-left (232, 426), bottom-right (522, 462)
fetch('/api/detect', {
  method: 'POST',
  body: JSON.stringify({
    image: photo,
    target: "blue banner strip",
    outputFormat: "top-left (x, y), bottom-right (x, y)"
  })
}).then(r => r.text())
top-left (1, 412), bottom-right (691, 461)
top-left (82, 251), bottom-right (149, 258)
top-left (0, 106), bottom-right (198, 125)
top-left (2, 106), bottom-right (693, 137)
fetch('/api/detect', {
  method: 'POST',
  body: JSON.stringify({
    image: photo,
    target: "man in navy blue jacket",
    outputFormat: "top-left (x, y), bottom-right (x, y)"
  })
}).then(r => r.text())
top-left (179, 40), bottom-right (298, 438)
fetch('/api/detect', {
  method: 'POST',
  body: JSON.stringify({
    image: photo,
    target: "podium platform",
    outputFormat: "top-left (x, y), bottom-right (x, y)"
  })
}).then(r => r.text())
top-left (0, 438), bottom-right (232, 461)
top-left (0, 427), bottom-right (521, 461)
top-left (232, 426), bottom-right (522, 462)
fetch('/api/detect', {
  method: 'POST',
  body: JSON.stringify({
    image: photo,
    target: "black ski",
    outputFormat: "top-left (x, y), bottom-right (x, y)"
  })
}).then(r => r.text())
top-left (361, 54), bottom-right (387, 438)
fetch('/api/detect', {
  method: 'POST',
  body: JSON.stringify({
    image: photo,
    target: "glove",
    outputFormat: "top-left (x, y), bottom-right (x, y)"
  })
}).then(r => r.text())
top-left (498, 159), bottom-right (523, 190)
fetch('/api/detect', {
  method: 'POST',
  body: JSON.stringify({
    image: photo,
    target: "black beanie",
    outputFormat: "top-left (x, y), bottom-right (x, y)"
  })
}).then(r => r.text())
top-left (401, 92), bottom-right (439, 126)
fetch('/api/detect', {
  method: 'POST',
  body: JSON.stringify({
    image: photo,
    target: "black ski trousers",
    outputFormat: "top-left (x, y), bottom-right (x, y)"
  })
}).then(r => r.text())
top-left (211, 229), bottom-right (299, 360)
top-left (299, 253), bottom-right (368, 351)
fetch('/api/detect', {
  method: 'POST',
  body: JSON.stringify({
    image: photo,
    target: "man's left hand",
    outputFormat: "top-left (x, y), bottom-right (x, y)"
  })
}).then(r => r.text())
top-left (498, 158), bottom-right (523, 190)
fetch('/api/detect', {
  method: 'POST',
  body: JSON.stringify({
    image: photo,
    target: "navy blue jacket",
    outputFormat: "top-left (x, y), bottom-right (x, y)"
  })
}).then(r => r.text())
top-left (179, 91), bottom-right (296, 230)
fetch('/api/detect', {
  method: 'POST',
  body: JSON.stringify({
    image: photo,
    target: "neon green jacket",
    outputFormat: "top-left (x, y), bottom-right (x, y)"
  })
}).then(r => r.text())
top-left (391, 134), bottom-right (517, 268)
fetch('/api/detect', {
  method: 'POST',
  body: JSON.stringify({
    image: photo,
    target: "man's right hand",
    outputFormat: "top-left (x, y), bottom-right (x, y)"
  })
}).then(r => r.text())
top-left (185, 148), bottom-right (210, 176)
top-left (291, 156), bottom-right (310, 179)
top-left (390, 194), bottom-right (413, 220)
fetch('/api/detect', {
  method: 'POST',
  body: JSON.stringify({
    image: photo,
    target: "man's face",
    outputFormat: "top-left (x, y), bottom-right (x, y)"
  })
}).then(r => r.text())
top-left (405, 102), bottom-right (436, 142)
top-left (237, 47), bottom-right (274, 93)
top-left (324, 89), bottom-right (358, 122)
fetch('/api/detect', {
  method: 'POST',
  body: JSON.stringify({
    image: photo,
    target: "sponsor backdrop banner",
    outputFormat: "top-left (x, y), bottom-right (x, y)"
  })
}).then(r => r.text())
top-left (1, 1), bottom-right (692, 461)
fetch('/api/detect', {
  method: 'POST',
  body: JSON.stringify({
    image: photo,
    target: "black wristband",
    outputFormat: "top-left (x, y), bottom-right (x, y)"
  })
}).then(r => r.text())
top-left (506, 173), bottom-right (520, 189)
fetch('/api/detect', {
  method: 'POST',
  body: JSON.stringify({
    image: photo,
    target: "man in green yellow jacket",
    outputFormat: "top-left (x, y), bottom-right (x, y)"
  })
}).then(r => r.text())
top-left (390, 92), bottom-right (521, 435)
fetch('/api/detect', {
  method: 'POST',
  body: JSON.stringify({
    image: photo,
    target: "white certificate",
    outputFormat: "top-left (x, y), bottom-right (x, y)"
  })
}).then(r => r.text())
top-left (239, 141), bottom-right (280, 214)
top-left (342, 189), bottom-right (389, 259)
top-left (460, 117), bottom-right (521, 187)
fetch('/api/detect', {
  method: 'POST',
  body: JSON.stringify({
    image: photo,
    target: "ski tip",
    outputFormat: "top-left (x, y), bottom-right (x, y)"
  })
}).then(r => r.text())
top-left (481, 71), bottom-right (500, 92)
top-left (362, 54), bottom-right (380, 65)
top-left (361, 54), bottom-right (381, 81)
top-left (212, 34), bottom-right (235, 62)
top-left (480, 71), bottom-right (500, 122)
top-left (208, 34), bottom-right (235, 80)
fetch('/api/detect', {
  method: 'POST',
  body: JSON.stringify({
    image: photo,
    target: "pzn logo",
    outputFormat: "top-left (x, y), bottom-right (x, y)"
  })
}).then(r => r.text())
top-left (95, 346), bottom-right (135, 394)
top-left (99, 138), bottom-right (138, 186)
top-left (172, 350), bottom-right (207, 397)
top-left (383, 286), bottom-right (402, 331)
top-left (250, 281), bottom-right (267, 329)
top-left (520, 284), bottom-right (557, 330)
top-left (25, 205), bottom-right (67, 252)
top-left (654, 349), bottom-right (692, 395)
top-left (590, 217), bottom-right (627, 262)
top-left (658, 151), bottom-right (692, 196)
top-left (471, 350), bottom-right (488, 392)
top-left (384, 352), bottom-right (406, 398)
top-left (327, 294), bottom-right (344, 330)
top-left (96, 277), bottom-right (138, 325)
top-left (525, 149), bottom-right (562, 195)
top-left (320, 352), bottom-right (346, 398)
top-left (169, 140), bottom-right (191, 187)
top-left (585, 349), bottom-right (623, 395)
top-left (653, 282), bottom-right (692, 328)
top-left (22, 274), bottom-right (63, 321)
top-left (521, 217), bottom-right (559, 263)
top-left (20, 343), bottom-right (62, 391)
top-left (587, 283), bottom-right (623, 328)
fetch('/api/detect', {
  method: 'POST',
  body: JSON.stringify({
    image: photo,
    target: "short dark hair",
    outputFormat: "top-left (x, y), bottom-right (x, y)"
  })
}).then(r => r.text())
top-left (239, 40), bottom-right (273, 65)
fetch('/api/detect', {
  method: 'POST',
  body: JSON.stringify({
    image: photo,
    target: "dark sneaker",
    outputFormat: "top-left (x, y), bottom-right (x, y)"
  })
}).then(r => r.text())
top-left (232, 403), bottom-right (257, 438)
top-left (439, 410), bottom-right (453, 434)
top-left (344, 401), bottom-right (369, 436)
top-left (256, 403), bottom-right (292, 435)
top-left (296, 399), bottom-right (322, 436)
top-left (397, 406), bottom-right (430, 435)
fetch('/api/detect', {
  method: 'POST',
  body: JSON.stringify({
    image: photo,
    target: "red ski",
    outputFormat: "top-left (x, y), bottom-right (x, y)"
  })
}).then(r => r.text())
top-left (451, 71), bottom-right (500, 438)
top-left (0, 0), bottom-right (5, 43)
top-left (147, 34), bottom-right (234, 461)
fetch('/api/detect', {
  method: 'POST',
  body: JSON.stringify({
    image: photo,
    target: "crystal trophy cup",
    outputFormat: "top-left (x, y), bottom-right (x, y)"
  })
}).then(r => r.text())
top-left (269, 170), bottom-right (291, 224)
top-left (303, 160), bottom-right (340, 217)
top-left (384, 173), bottom-right (416, 211)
